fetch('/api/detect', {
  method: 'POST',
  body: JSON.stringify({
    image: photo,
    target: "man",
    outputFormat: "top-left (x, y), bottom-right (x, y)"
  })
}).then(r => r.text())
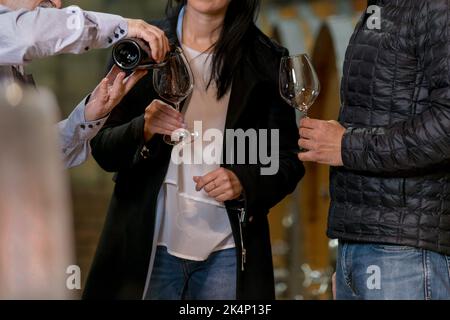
top-left (299, 0), bottom-right (450, 299)
top-left (0, 0), bottom-right (170, 168)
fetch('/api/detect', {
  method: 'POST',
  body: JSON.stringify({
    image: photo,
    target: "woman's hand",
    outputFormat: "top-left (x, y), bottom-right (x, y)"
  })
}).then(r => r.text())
top-left (143, 99), bottom-right (185, 142)
top-left (85, 65), bottom-right (147, 121)
top-left (194, 168), bottom-right (243, 202)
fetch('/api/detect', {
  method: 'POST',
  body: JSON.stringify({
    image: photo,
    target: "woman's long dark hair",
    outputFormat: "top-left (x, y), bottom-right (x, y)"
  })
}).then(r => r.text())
top-left (166, 0), bottom-right (261, 99)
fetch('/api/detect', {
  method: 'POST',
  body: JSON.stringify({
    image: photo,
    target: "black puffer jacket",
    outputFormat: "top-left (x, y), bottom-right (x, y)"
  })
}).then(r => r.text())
top-left (328, 0), bottom-right (450, 255)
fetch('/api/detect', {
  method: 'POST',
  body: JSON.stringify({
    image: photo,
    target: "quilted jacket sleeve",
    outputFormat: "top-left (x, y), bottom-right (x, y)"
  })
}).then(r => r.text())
top-left (341, 1), bottom-right (450, 173)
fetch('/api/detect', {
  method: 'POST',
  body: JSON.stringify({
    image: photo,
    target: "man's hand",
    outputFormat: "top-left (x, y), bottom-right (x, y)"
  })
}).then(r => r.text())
top-left (85, 65), bottom-right (147, 121)
top-left (194, 168), bottom-right (243, 203)
top-left (126, 19), bottom-right (170, 63)
top-left (298, 118), bottom-right (346, 166)
top-left (143, 100), bottom-right (185, 142)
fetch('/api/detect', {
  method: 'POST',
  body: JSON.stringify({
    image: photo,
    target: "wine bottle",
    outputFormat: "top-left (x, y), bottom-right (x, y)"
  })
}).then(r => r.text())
top-left (112, 38), bottom-right (166, 71)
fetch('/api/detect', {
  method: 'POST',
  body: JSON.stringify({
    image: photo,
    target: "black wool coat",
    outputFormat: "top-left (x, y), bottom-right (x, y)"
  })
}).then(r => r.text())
top-left (83, 18), bottom-right (304, 300)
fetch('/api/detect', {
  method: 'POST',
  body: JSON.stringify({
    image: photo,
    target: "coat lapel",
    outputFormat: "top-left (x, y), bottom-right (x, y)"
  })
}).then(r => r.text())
top-left (225, 62), bottom-right (260, 130)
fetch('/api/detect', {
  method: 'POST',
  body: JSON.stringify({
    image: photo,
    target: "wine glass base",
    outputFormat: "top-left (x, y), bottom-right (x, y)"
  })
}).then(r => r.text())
top-left (163, 129), bottom-right (199, 146)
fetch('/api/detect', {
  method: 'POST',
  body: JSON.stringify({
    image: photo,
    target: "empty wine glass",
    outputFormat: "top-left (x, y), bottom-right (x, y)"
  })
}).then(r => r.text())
top-left (279, 53), bottom-right (320, 152)
top-left (153, 47), bottom-right (196, 145)
top-left (279, 53), bottom-right (320, 115)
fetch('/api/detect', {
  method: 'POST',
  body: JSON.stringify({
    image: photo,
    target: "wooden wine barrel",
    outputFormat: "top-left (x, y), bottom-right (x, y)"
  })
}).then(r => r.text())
top-left (262, 0), bottom-right (366, 299)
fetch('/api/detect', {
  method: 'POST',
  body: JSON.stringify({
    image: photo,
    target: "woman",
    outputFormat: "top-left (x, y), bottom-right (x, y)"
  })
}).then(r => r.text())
top-left (84, 0), bottom-right (304, 300)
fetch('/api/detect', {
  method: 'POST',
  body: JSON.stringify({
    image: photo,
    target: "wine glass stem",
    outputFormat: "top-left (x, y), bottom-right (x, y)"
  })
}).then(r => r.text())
top-left (299, 109), bottom-right (308, 153)
top-left (174, 102), bottom-right (180, 112)
top-left (303, 109), bottom-right (308, 119)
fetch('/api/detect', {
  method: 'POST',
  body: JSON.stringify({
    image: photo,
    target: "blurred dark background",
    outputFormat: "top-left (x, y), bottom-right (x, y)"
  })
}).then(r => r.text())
top-left (27, 0), bottom-right (367, 300)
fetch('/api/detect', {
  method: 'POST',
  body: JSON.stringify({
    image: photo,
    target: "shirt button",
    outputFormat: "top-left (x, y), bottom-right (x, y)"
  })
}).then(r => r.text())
top-left (96, 122), bottom-right (101, 126)
top-left (88, 124), bottom-right (94, 129)
top-left (85, 46), bottom-right (89, 51)
top-left (141, 145), bottom-right (150, 159)
top-left (80, 124), bottom-right (86, 129)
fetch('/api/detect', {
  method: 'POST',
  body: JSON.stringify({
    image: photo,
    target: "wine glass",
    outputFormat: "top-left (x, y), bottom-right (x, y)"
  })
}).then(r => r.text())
top-left (279, 53), bottom-right (320, 116)
top-left (153, 47), bottom-right (196, 145)
top-left (279, 53), bottom-right (320, 151)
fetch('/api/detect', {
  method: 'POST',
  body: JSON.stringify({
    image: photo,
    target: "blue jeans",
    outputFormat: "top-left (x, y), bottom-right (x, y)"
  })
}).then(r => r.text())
top-left (336, 242), bottom-right (450, 300)
top-left (146, 246), bottom-right (237, 300)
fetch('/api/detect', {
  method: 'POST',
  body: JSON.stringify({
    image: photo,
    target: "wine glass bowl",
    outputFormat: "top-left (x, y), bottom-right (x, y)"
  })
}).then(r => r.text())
top-left (279, 53), bottom-right (320, 115)
top-left (153, 47), bottom-right (195, 145)
top-left (279, 53), bottom-right (320, 153)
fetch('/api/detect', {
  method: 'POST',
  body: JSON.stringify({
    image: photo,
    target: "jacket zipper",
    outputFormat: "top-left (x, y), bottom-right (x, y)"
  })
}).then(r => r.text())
top-left (238, 207), bottom-right (247, 271)
top-left (223, 161), bottom-right (247, 272)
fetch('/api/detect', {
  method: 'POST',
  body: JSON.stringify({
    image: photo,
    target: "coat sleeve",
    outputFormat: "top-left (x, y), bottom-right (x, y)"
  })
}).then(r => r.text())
top-left (341, 2), bottom-right (450, 173)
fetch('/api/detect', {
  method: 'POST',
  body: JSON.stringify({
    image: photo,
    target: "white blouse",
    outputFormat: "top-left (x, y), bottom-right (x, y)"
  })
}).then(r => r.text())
top-left (156, 45), bottom-right (235, 261)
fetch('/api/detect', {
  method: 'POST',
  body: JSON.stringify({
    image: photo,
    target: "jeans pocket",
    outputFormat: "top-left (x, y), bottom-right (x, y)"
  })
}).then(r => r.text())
top-left (446, 256), bottom-right (450, 281)
top-left (371, 243), bottom-right (418, 253)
